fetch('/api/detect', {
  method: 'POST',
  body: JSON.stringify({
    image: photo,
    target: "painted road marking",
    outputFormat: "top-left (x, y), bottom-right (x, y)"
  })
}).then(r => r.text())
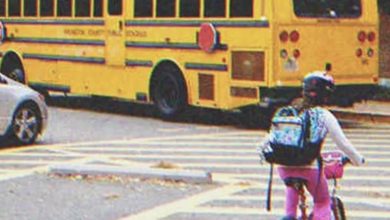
top-left (119, 126), bottom-right (390, 219)
top-left (1, 126), bottom-right (390, 219)
top-left (0, 131), bottom-right (260, 180)
top-left (216, 195), bottom-right (390, 207)
top-left (8, 151), bottom-right (389, 162)
top-left (121, 183), bottom-right (251, 220)
top-left (187, 207), bottom-right (390, 219)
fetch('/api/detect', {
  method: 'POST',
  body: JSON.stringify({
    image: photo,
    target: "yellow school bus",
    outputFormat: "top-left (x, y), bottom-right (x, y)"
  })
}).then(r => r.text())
top-left (0, 0), bottom-right (379, 123)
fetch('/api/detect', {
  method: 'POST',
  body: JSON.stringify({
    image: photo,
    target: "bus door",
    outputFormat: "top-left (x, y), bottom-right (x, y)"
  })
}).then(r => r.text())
top-left (105, 0), bottom-right (125, 67)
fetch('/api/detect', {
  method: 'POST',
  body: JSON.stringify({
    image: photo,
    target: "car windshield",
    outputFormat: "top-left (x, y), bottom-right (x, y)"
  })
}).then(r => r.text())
top-left (293, 0), bottom-right (362, 18)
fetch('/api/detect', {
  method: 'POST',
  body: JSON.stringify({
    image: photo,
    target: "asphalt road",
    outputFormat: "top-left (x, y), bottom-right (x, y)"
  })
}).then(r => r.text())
top-left (1, 96), bottom-right (390, 220)
top-left (42, 95), bottom-right (248, 144)
top-left (0, 96), bottom-right (251, 220)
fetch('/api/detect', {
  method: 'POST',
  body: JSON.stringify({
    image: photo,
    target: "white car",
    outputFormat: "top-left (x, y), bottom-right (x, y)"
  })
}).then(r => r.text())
top-left (0, 73), bottom-right (48, 145)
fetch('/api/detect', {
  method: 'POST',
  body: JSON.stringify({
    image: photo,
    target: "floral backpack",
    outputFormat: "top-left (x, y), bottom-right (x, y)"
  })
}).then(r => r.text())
top-left (262, 106), bottom-right (327, 166)
top-left (262, 106), bottom-right (328, 211)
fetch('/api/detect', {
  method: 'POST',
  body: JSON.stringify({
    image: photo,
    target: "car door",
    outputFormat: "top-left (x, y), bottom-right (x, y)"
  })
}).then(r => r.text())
top-left (0, 79), bottom-right (15, 134)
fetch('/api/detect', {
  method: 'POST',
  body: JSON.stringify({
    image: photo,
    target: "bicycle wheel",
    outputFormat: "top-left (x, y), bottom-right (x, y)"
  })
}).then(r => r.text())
top-left (331, 196), bottom-right (346, 220)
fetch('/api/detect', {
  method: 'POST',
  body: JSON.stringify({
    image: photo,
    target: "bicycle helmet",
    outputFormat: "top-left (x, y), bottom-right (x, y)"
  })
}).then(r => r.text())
top-left (303, 71), bottom-right (335, 105)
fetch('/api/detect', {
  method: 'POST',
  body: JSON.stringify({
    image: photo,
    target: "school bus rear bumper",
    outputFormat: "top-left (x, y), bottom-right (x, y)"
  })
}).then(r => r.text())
top-left (247, 84), bottom-right (379, 110)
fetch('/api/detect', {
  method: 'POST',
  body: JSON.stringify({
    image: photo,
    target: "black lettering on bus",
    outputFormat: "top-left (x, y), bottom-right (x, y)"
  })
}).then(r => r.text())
top-left (64, 29), bottom-right (86, 36)
top-left (126, 30), bottom-right (147, 38)
top-left (88, 29), bottom-right (105, 36)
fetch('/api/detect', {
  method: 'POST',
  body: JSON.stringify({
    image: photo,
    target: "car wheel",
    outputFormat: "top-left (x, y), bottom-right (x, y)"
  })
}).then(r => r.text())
top-left (10, 103), bottom-right (41, 145)
top-left (152, 66), bottom-right (187, 120)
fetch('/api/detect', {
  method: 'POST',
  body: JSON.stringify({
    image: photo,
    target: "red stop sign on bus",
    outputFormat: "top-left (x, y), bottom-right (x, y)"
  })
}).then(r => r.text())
top-left (198, 23), bottom-right (217, 53)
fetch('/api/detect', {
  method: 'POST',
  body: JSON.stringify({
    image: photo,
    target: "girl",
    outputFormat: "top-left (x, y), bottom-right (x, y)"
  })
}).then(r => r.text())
top-left (263, 71), bottom-right (365, 220)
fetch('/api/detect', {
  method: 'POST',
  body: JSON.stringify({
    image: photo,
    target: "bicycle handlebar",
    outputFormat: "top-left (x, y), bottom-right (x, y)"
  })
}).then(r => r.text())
top-left (341, 156), bottom-right (351, 165)
top-left (322, 151), bottom-right (350, 177)
top-left (322, 151), bottom-right (344, 162)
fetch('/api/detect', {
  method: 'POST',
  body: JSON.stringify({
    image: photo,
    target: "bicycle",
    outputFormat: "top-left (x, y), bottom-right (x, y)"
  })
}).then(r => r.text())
top-left (282, 151), bottom-right (349, 220)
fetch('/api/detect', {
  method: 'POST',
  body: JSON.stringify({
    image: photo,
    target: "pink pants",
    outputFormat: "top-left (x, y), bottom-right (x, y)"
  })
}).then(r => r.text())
top-left (278, 166), bottom-right (331, 220)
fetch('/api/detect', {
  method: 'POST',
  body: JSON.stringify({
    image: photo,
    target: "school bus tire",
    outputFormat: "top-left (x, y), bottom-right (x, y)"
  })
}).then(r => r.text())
top-left (1, 53), bottom-right (26, 84)
top-left (150, 63), bottom-right (188, 120)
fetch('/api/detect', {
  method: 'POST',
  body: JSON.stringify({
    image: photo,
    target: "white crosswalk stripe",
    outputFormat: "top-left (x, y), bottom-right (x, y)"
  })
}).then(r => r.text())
top-left (119, 128), bottom-right (390, 220)
top-left (1, 126), bottom-right (390, 219)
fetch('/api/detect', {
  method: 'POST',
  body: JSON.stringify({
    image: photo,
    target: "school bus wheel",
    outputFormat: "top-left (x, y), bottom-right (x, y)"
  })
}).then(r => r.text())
top-left (1, 52), bottom-right (25, 84)
top-left (150, 63), bottom-right (188, 120)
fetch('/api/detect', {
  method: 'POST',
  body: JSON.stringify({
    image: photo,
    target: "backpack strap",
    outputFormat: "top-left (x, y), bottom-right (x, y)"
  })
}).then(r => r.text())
top-left (296, 109), bottom-right (310, 148)
top-left (266, 163), bottom-right (274, 211)
top-left (303, 110), bottom-right (311, 145)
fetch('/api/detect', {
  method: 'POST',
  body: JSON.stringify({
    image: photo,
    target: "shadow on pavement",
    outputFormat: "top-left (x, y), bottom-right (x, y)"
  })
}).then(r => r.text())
top-left (46, 94), bottom-right (258, 130)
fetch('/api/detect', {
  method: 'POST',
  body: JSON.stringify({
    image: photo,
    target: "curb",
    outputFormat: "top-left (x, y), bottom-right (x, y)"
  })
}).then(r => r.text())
top-left (49, 164), bottom-right (212, 184)
top-left (331, 109), bottom-right (390, 124)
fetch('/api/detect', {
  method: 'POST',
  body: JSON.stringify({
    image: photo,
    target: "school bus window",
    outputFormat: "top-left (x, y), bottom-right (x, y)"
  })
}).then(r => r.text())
top-left (9, 0), bottom-right (21, 17)
top-left (0, 0), bottom-right (5, 17)
top-left (24, 0), bottom-right (37, 17)
top-left (180, 0), bottom-right (200, 18)
top-left (57, 0), bottom-right (72, 17)
top-left (293, 0), bottom-right (361, 18)
top-left (108, 0), bottom-right (122, 15)
top-left (204, 0), bottom-right (225, 18)
top-left (40, 0), bottom-right (54, 17)
top-left (230, 0), bottom-right (252, 18)
top-left (93, 0), bottom-right (103, 17)
top-left (157, 0), bottom-right (175, 18)
top-left (134, 0), bottom-right (153, 18)
top-left (75, 0), bottom-right (91, 17)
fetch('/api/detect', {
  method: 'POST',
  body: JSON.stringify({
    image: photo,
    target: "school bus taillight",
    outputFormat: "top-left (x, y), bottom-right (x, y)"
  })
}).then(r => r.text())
top-left (232, 51), bottom-right (265, 81)
top-left (356, 48), bottom-right (363, 57)
top-left (368, 32), bottom-right (376, 42)
top-left (290, 31), bottom-right (300, 42)
top-left (293, 49), bottom-right (301, 59)
top-left (279, 31), bottom-right (289, 42)
top-left (358, 31), bottom-right (366, 42)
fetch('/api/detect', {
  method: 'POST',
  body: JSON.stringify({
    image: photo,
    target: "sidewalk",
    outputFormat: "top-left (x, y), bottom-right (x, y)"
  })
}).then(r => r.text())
top-left (330, 100), bottom-right (390, 124)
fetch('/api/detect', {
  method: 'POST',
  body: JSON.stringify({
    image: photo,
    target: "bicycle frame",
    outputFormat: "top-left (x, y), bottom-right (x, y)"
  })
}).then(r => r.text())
top-left (285, 151), bottom-right (347, 220)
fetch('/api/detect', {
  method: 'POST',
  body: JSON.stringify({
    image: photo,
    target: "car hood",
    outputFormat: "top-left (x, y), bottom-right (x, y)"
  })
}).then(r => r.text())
top-left (0, 73), bottom-right (46, 107)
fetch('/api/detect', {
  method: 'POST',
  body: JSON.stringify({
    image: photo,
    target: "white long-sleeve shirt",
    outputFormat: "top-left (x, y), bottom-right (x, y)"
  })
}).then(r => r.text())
top-left (322, 109), bottom-right (364, 166)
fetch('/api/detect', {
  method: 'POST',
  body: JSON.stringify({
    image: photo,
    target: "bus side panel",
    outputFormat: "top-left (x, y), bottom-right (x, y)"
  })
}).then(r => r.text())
top-left (4, 23), bottom-right (59, 85)
top-left (124, 19), bottom-right (273, 109)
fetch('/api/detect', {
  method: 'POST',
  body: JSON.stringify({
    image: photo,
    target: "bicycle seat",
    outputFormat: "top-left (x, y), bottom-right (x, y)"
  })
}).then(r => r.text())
top-left (283, 177), bottom-right (307, 187)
